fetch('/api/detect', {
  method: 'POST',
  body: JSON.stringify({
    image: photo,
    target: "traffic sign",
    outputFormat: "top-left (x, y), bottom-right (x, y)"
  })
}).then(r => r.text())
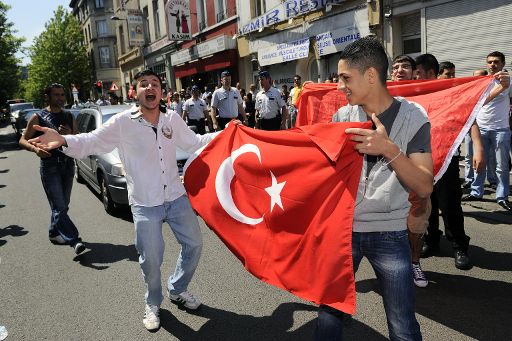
top-left (110, 82), bottom-right (119, 91)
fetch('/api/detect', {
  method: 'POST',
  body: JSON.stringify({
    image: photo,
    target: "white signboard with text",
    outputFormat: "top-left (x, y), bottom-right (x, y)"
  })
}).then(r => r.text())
top-left (127, 14), bottom-right (144, 46)
top-left (165, 0), bottom-right (192, 41)
top-left (258, 37), bottom-right (310, 67)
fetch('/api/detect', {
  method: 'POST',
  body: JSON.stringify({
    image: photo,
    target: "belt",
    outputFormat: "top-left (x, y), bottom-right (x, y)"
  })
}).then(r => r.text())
top-left (41, 155), bottom-right (73, 163)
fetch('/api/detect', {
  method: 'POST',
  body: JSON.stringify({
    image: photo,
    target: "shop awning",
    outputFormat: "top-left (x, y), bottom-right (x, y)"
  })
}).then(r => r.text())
top-left (173, 50), bottom-right (238, 79)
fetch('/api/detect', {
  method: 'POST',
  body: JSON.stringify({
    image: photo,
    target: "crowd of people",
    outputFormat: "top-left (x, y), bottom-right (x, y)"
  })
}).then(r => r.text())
top-left (18, 35), bottom-right (511, 340)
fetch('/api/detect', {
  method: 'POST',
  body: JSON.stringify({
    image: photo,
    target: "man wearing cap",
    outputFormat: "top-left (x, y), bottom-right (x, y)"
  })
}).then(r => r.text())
top-left (182, 85), bottom-right (210, 134)
top-left (210, 70), bottom-right (247, 130)
top-left (255, 70), bottom-right (288, 131)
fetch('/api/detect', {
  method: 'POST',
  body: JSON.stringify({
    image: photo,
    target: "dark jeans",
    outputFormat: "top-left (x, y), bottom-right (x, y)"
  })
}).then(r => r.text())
top-left (426, 156), bottom-right (470, 251)
top-left (315, 231), bottom-right (421, 341)
top-left (259, 115), bottom-right (281, 131)
top-left (187, 118), bottom-right (205, 135)
top-left (40, 157), bottom-right (81, 245)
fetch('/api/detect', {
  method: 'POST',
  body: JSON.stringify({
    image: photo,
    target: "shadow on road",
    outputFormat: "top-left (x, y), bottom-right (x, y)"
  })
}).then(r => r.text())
top-left (463, 210), bottom-right (512, 225)
top-left (0, 225), bottom-right (29, 246)
top-left (0, 169), bottom-right (9, 173)
top-left (158, 302), bottom-right (387, 340)
top-left (0, 129), bottom-right (20, 154)
top-left (74, 242), bottom-right (138, 270)
top-left (357, 271), bottom-right (512, 340)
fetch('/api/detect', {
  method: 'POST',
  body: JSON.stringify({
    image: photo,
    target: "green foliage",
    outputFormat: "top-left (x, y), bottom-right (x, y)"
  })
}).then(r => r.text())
top-left (25, 6), bottom-right (90, 107)
top-left (0, 1), bottom-right (24, 106)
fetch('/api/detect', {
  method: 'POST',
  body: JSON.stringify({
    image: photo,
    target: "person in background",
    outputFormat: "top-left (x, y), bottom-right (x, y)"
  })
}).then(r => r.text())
top-left (244, 92), bottom-right (256, 128)
top-left (288, 75), bottom-right (303, 128)
top-left (19, 83), bottom-right (85, 255)
top-left (210, 70), bottom-right (247, 130)
top-left (182, 85), bottom-right (210, 135)
top-left (170, 92), bottom-right (183, 117)
top-left (255, 70), bottom-right (288, 131)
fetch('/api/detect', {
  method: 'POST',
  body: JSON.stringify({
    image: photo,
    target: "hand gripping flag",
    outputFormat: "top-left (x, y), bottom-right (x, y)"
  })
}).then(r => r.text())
top-left (184, 122), bottom-right (371, 314)
top-left (296, 76), bottom-right (494, 181)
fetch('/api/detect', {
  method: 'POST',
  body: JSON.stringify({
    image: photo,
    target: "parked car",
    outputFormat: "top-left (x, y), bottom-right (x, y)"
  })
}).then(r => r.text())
top-left (14, 108), bottom-right (40, 138)
top-left (74, 105), bottom-right (193, 214)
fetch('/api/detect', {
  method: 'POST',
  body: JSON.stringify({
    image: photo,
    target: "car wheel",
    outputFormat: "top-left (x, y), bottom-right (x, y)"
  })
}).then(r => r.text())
top-left (99, 175), bottom-right (116, 214)
top-left (75, 161), bottom-right (85, 183)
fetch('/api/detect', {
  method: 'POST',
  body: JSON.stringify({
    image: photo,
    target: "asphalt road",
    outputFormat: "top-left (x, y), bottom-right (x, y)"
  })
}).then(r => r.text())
top-left (0, 123), bottom-right (511, 340)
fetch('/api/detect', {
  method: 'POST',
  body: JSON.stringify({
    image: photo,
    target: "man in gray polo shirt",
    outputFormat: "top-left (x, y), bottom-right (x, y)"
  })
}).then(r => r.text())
top-left (210, 70), bottom-right (247, 130)
top-left (255, 70), bottom-right (288, 131)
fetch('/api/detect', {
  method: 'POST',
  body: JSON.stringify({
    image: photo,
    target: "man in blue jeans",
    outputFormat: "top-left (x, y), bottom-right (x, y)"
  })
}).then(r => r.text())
top-left (316, 37), bottom-right (433, 341)
top-left (19, 83), bottom-right (85, 255)
top-left (462, 51), bottom-right (511, 212)
top-left (28, 70), bottom-right (220, 331)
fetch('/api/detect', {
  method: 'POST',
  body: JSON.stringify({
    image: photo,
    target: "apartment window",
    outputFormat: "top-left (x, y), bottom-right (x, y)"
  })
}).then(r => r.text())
top-left (196, 0), bottom-right (207, 31)
top-left (400, 12), bottom-right (421, 56)
top-left (216, 0), bottom-right (227, 23)
top-left (95, 0), bottom-right (104, 8)
top-left (143, 6), bottom-right (151, 43)
top-left (97, 20), bottom-right (108, 37)
top-left (153, 0), bottom-right (161, 38)
top-left (99, 46), bottom-right (110, 65)
top-left (254, 0), bottom-right (266, 17)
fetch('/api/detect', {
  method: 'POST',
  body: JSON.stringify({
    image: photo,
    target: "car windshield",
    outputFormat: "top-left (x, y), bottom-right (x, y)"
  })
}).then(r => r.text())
top-left (10, 103), bottom-right (34, 112)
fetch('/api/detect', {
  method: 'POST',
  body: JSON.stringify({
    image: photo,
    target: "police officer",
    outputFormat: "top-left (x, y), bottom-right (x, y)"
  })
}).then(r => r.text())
top-left (210, 70), bottom-right (247, 130)
top-left (182, 85), bottom-right (210, 134)
top-left (255, 70), bottom-right (288, 131)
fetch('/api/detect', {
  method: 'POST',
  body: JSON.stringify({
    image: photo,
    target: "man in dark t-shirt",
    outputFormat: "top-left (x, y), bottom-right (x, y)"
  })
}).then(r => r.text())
top-left (19, 83), bottom-right (85, 255)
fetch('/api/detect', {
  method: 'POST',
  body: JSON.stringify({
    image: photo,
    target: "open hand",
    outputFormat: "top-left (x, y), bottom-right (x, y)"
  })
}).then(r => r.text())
top-left (28, 125), bottom-right (66, 151)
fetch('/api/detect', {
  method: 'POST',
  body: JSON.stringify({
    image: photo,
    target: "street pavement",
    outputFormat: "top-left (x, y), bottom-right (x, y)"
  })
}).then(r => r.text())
top-left (0, 123), bottom-right (511, 340)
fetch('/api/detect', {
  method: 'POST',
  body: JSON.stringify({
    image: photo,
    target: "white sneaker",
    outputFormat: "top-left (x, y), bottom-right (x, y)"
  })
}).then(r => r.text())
top-left (143, 304), bottom-right (160, 331)
top-left (169, 291), bottom-right (201, 310)
top-left (49, 235), bottom-right (66, 244)
top-left (412, 262), bottom-right (428, 288)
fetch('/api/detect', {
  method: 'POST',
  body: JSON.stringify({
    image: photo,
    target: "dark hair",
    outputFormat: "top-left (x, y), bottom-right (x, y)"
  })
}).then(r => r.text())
top-left (294, 75), bottom-right (301, 80)
top-left (415, 53), bottom-right (440, 76)
top-left (338, 36), bottom-right (388, 85)
top-left (392, 55), bottom-right (416, 70)
top-left (133, 69), bottom-right (163, 90)
top-left (439, 61), bottom-right (455, 75)
top-left (487, 51), bottom-right (505, 64)
top-left (44, 83), bottom-right (65, 96)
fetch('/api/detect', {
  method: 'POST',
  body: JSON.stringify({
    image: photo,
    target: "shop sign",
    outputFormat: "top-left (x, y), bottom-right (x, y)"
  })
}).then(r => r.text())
top-left (170, 46), bottom-right (198, 66)
top-left (143, 37), bottom-right (173, 56)
top-left (239, 0), bottom-right (345, 35)
top-left (315, 27), bottom-right (363, 56)
top-left (127, 14), bottom-right (144, 46)
top-left (197, 35), bottom-right (236, 58)
top-left (165, 0), bottom-right (192, 41)
top-left (258, 37), bottom-right (310, 66)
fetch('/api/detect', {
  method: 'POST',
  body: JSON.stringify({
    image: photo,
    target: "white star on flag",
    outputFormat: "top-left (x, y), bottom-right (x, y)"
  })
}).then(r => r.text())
top-left (265, 171), bottom-right (286, 212)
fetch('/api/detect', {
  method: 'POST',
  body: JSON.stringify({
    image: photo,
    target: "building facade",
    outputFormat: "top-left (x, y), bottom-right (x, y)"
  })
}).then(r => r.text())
top-left (382, 0), bottom-right (512, 76)
top-left (168, 0), bottom-right (239, 93)
top-left (70, 0), bottom-right (122, 100)
top-left (236, 0), bottom-right (381, 90)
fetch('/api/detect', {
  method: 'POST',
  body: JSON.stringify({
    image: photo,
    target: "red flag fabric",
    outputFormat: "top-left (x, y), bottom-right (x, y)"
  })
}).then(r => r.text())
top-left (184, 122), bottom-right (371, 314)
top-left (296, 76), bottom-right (494, 181)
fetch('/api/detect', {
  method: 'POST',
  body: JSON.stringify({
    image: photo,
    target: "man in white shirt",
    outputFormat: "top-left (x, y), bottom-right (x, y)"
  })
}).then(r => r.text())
top-left (255, 70), bottom-right (288, 131)
top-left (462, 51), bottom-right (512, 212)
top-left (28, 70), bottom-right (219, 332)
top-left (210, 70), bottom-right (247, 130)
top-left (182, 85), bottom-right (210, 134)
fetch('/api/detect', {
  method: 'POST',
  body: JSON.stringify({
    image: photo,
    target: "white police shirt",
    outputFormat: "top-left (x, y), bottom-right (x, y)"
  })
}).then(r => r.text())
top-left (211, 87), bottom-right (242, 118)
top-left (255, 87), bottom-right (286, 119)
top-left (183, 98), bottom-right (207, 120)
top-left (62, 106), bottom-right (219, 207)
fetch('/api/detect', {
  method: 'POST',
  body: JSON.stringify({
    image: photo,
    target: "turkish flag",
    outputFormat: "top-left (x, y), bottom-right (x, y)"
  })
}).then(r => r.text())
top-left (184, 122), bottom-right (371, 314)
top-left (296, 76), bottom-right (494, 181)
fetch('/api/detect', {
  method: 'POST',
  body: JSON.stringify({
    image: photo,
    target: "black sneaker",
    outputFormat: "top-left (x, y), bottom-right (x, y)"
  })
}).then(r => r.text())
top-left (454, 250), bottom-right (472, 270)
top-left (73, 242), bottom-right (86, 255)
top-left (421, 243), bottom-right (439, 258)
top-left (462, 181), bottom-right (471, 189)
top-left (498, 200), bottom-right (512, 212)
top-left (461, 194), bottom-right (481, 202)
